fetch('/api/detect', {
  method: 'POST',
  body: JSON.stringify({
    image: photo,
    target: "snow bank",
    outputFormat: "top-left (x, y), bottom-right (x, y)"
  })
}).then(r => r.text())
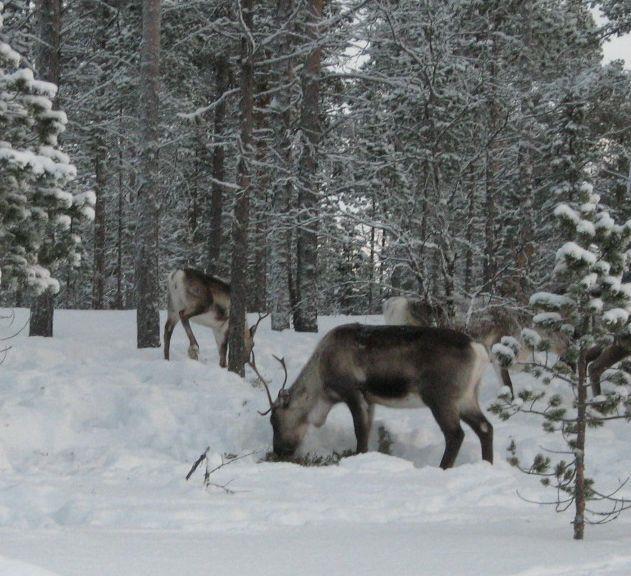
top-left (0, 555), bottom-right (61, 576)
top-left (0, 309), bottom-right (630, 575)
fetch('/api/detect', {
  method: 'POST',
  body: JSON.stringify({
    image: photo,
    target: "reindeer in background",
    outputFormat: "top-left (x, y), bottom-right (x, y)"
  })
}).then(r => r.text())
top-left (164, 269), bottom-right (256, 367)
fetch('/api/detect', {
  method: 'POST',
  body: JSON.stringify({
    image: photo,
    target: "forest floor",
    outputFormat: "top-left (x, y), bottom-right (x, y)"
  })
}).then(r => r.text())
top-left (0, 309), bottom-right (630, 576)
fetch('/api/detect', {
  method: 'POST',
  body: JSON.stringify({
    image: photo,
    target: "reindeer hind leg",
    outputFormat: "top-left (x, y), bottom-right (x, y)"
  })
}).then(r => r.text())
top-left (460, 409), bottom-right (493, 464)
top-left (163, 314), bottom-right (179, 360)
top-left (428, 402), bottom-right (465, 469)
top-left (179, 310), bottom-right (201, 360)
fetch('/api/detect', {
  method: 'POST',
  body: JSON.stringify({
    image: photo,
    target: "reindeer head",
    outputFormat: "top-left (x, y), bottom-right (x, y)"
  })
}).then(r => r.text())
top-left (249, 354), bottom-right (306, 458)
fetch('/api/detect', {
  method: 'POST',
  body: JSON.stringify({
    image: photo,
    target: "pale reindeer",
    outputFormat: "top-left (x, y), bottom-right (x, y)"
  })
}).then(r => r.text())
top-left (383, 296), bottom-right (534, 397)
top-left (164, 268), bottom-right (255, 367)
top-left (382, 296), bottom-right (447, 328)
top-left (257, 323), bottom-right (493, 469)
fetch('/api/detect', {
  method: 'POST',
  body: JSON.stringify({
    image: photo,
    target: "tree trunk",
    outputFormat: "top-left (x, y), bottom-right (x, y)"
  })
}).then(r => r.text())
top-left (115, 101), bottom-right (125, 310)
top-left (135, 0), bottom-right (161, 348)
top-left (92, 141), bottom-right (107, 309)
top-left (574, 350), bottom-right (588, 540)
top-left (464, 166), bottom-right (475, 295)
top-left (227, 0), bottom-right (254, 376)
top-left (207, 53), bottom-right (228, 275)
top-left (293, 0), bottom-right (323, 333)
top-left (29, 0), bottom-right (61, 338)
top-left (269, 0), bottom-right (294, 331)
top-left (251, 91), bottom-right (270, 313)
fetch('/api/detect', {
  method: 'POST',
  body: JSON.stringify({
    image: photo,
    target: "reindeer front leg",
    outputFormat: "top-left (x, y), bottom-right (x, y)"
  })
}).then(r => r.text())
top-left (179, 310), bottom-right (201, 360)
top-left (347, 393), bottom-right (371, 453)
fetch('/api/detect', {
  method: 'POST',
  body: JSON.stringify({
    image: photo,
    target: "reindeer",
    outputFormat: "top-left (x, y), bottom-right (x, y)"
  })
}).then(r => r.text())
top-left (384, 297), bottom-right (557, 398)
top-left (164, 268), bottom-right (255, 367)
top-left (257, 323), bottom-right (493, 469)
top-left (383, 296), bottom-right (447, 328)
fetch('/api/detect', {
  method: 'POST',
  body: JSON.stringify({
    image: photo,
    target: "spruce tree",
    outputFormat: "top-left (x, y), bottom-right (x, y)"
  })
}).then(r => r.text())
top-left (0, 3), bottom-right (93, 298)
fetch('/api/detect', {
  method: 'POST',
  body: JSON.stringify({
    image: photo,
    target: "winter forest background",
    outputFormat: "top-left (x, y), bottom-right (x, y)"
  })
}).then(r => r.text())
top-left (1, 0), bottom-right (630, 348)
top-left (3, 1), bottom-right (631, 570)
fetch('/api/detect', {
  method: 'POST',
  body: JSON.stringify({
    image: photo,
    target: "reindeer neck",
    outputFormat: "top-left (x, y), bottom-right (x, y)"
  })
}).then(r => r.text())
top-left (288, 354), bottom-right (323, 417)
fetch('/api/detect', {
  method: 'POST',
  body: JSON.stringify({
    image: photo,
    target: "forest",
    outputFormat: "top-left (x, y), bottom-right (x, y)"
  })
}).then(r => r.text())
top-left (1, 0), bottom-right (631, 573)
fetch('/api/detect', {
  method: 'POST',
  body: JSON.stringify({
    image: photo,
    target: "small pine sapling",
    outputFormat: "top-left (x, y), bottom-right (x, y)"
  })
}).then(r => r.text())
top-left (490, 182), bottom-right (631, 539)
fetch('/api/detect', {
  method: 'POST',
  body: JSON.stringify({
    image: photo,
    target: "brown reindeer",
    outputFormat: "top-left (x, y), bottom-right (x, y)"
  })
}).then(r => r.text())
top-left (164, 269), bottom-right (254, 367)
top-left (259, 324), bottom-right (492, 469)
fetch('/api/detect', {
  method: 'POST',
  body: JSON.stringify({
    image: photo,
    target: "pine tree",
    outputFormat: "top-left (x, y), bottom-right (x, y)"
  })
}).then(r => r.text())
top-left (491, 182), bottom-right (631, 539)
top-left (0, 2), bottom-right (93, 299)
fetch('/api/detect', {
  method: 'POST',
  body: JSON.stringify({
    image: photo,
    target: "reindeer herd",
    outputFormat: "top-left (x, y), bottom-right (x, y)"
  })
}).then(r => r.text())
top-left (164, 268), bottom-right (630, 470)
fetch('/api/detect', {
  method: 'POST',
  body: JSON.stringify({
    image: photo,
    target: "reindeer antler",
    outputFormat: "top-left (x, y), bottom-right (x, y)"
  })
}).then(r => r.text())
top-left (248, 352), bottom-right (275, 415)
top-left (248, 353), bottom-right (289, 416)
top-left (249, 311), bottom-right (270, 338)
top-left (272, 354), bottom-right (288, 392)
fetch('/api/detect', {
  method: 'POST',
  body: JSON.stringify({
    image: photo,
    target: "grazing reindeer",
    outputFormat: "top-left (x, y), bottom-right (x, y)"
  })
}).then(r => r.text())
top-left (164, 269), bottom-right (254, 367)
top-left (259, 324), bottom-right (493, 469)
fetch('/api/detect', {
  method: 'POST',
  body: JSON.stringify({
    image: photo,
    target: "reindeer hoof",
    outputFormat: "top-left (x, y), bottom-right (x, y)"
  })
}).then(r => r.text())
top-left (219, 359), bottom-right (227, 368)
top-left (188, 346), bottom-right (199, 360)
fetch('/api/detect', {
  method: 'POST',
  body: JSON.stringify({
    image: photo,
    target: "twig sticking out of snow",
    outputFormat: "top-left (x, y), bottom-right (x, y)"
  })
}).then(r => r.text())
top-left (185, 448), bottom-right (258, 493)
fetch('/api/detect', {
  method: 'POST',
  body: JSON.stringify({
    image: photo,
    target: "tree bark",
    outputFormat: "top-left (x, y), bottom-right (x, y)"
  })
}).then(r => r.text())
top-left (574, 350), bottom-right (587, 540)
top-left (227, 0), bottom-right (254, 376)
top-left (29, 0), bottom-right (61, 338)
top-left (135, 0), bottom-right (161, 348)
top-left (293, 0), bottom-right (323, 333)
top-left (269, 0), bottom-right (294, 331)
top-left (207, 53), bottom-right (228, 275)
top-left (92, 138), bottom-right (107, 309)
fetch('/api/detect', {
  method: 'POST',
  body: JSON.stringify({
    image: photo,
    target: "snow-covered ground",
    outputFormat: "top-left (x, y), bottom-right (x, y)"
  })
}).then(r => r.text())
top-left (0, 309), bottom-right (630, 576)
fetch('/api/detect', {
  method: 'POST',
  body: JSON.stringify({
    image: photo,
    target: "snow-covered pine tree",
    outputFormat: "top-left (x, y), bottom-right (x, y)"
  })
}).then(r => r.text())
top-left (491, 182), bottom-right (631, 540)
top-left (0, 2), bottom-right (93, 302)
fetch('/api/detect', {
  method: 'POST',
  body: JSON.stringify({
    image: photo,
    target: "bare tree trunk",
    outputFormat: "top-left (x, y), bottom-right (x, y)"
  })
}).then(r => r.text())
top-left (293, 0), bottom-right (323, 333)
top-left (207, 53), bottom-right (228, 275)
top-left (115, 101), bottom-right (125, 310)
top-left (464, 166), bottom-right (475, 295)
top-left (269, 0), bottom-right (294, 331)
top-left (135, 0), bottom-right (161, 348)
top-left (30, 0), bottom-right (61, 337)
top-left (251, 91), bottom-right (270, 312)
top-left (227, 0), bottom-right (254, 376)
top-left (92, 141), bottom-right (107, 309)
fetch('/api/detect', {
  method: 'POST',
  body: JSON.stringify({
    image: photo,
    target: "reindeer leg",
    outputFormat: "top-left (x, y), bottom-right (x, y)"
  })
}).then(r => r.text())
top-left (429, 403), bottom-right (464, 469)
top-left (163, 315), bottom-right (178, 360)
top-left (366, 402), bottom-right (375, 440)
top-left (588, 343), bottom-right (628, 397)
top-left (179, 310), bottom-right (201, 360)
top-left (461, 410), bottom-right (493, 464)
top-left (219, 332), bottom-right (228, 368)
top-left (347, 393), bottom-right (371, 454)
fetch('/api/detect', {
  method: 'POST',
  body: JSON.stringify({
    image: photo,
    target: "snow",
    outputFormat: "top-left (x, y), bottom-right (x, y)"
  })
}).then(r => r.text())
top-left (0, 42), bottom-right (21, 67)
top-left (521, 328), bottom-right (542, 348)
top-left (603, 308), bottom-right (629, 326)
top-left (0, 309), bottom-right (630, 575)
top-left (553, 203), bottom-right (579, 225)
top-left (556, 241), bottom-right (596, 267)
top-left (529, 292), bottom-right (574, 310)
